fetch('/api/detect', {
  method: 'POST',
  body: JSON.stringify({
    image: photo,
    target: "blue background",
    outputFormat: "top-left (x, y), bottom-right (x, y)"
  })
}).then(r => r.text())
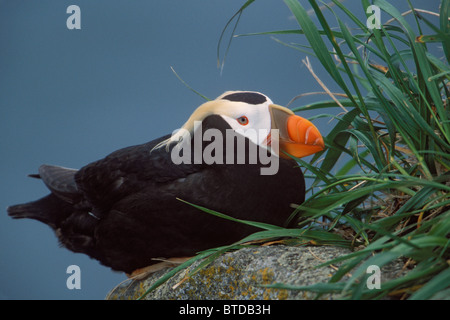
top-left (0, 0), bottom-right (436, 299)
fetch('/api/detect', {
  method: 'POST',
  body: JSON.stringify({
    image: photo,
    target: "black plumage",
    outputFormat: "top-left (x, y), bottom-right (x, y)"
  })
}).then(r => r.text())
top-left (8, 98), bottom-right (306, 274)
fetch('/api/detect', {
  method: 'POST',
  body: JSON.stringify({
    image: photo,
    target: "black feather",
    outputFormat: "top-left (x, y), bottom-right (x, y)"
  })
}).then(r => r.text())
top-left (221, 91), bottom-right (267, 105)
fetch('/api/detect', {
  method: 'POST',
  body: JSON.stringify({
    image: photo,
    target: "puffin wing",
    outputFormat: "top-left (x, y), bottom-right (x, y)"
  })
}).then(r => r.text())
top-left (74, 134), bottom-right (202, 214)
top-left (37, 165), bottom-right (81, 204)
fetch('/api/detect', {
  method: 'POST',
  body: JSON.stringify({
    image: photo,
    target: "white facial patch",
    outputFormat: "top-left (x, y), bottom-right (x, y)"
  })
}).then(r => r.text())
top-left (220, 102), bottom-right (272, 147)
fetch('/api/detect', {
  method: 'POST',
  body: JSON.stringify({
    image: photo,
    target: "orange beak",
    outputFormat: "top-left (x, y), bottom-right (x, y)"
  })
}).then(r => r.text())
top-left (268, 104), bottom-right (325, 159)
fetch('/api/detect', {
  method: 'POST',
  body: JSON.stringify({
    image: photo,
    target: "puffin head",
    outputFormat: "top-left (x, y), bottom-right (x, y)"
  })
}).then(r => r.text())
top-left (156, 91), bottom-right (325, 159)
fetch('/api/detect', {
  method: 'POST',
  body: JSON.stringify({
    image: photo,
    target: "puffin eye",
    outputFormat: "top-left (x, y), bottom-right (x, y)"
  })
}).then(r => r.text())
top-left (236, 116), bottom-right (249, 126)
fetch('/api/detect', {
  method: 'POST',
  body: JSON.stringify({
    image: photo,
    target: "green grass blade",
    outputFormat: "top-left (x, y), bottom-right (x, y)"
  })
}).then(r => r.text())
top-left (283, 0), bottom-right (355, 99)
top-left (176, 198), bottom-right (283, 231)
top-left (440, 0), bottom-right (450, 62)
top-left (217, 0), bottom-right (256, 72)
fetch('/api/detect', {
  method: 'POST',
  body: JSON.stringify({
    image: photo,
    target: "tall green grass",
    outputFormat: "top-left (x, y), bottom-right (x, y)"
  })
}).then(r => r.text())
top-left (232, 0), bottom-right (449, 300)
top-left (139, 0), bottom-right (449, 300)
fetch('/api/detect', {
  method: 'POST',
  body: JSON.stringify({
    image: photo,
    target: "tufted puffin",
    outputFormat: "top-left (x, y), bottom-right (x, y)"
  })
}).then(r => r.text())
top-left (8, 91), bottom-right (324, 275)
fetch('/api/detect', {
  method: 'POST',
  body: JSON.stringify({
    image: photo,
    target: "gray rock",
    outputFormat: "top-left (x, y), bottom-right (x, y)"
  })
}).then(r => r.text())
top-left (106, 245), bottom-right (357, 300)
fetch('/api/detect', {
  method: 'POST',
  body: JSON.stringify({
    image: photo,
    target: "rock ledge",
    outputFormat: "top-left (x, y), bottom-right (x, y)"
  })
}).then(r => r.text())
top-left (107, 246), bottom-right (360, 300)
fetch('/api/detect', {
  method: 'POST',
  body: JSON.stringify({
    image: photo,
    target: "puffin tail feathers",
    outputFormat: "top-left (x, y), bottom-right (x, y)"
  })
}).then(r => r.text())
top-left (7, 164), bottom-right (83, 228)
top-left (7, 194), bottom-right (72, 229)
top-left (8, 194), bottom-right (100, 259)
